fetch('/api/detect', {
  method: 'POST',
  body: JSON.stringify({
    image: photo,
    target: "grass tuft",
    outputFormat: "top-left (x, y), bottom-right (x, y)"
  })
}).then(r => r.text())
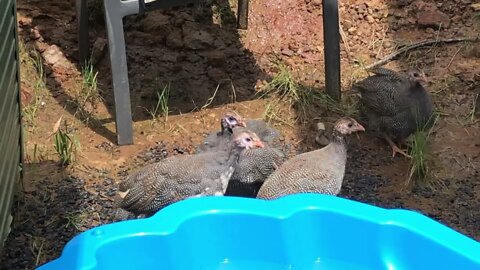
top-left (53, 120), bottom-right (80, 167)
top-left (75, 60), bottom-right (101, 119)
top-left (21, 45), bottom-right (47, 129)
top-left (407, 112), bottom-right (438, 186)
top-left (260, 61), bottom-right (359, 118)
top-left (64, 211), bottom-right (88, 230)
top-left (147, 83), bottom-right (170, 122)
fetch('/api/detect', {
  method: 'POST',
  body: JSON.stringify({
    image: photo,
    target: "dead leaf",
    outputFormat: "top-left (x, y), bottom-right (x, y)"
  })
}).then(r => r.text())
top-left (48, 116), bottom-right (63, 138)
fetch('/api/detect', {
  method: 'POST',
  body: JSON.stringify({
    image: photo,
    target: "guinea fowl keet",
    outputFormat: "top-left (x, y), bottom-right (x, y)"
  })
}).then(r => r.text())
top-left (117, 129), bottom-right (264, 217)
top-left (225, 127), bottom-right (287, 198)
top-left (256, 117), bottom-right (365, 200)
top-left (197, 112), bottom-right (247, 153)
top-left (354, 67), bottom-right (435, 158)
top-left (198, 112), bottom-right (284, 153)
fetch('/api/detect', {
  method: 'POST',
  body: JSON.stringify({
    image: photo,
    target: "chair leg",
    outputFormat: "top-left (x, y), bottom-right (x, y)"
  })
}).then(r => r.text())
top-left (322, 0), bottom-right (341, 102)
top-left (102, 0), bottom-right (139, 145)
top-left (237, 0), bottom-right (249, 29)
top-left (76, 0), bottom-right (90, 65)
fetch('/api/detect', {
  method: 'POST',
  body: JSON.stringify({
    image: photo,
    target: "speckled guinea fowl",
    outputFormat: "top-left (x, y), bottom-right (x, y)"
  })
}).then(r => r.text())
top-left (354, 67), bottom-right (435, 157)
top-left (225, 127), bottom-right (287, 198)
top-left (197, 112), bottom-right (247, 153)
top-left (198, 112), bottom-right (284, 153)
top-left (256, 117), bottom-right (365, 200)
top-left (244, 119), bottom-right (283, 148)
top-left (118, 129), bottom-right (264, 217)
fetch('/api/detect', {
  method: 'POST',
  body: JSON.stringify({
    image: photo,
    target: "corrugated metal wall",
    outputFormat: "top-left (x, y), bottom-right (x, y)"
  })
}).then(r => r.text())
top-left (0, 0), bottom-right (22, 251)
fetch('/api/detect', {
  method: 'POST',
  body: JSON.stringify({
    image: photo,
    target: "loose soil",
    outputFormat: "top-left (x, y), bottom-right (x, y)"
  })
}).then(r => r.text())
top-left (2, 0), bottom-right (479, 269)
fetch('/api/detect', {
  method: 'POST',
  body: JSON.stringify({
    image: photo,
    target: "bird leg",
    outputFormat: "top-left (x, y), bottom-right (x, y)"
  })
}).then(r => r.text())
top-left (383, 134), bottom-right (411, 158)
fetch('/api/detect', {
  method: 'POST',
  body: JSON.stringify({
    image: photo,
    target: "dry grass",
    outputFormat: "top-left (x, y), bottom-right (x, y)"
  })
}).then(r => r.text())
top-left (19, 40), bottom-right (47, 130)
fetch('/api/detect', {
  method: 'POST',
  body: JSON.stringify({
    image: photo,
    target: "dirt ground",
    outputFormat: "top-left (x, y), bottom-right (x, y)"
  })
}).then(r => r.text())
top-left (2, 0), bottom-right (480, 268)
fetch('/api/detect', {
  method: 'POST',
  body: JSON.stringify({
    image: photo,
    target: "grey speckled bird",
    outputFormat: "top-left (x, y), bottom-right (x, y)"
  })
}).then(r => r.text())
top-left (354, 67), bottom-right (435, 158)
top-left (244, 119), bottom-right (283, 148)
top-left (118, 129), bottom-right (265, 217)
top-left (225, 127), bottom-right (287, 197)
top-left (198, 112), bottom-right (284, 153)
top-left (256, 117), bottom-right (365, 200)
top-left (197, 112), bottom-right (247, 153)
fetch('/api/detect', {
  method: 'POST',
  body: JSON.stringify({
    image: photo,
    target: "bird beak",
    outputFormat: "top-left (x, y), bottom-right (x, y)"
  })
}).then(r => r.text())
top-left (237, 120), bottom-right (247, 127)
top-left (253, 140), bottom-right (265, 148)
top-left (356, 124), bottom-right (365, 132)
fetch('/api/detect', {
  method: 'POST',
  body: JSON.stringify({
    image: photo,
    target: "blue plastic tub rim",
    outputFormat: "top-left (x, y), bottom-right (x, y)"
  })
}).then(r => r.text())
top-left (37, 193), bottom-right (480, 269)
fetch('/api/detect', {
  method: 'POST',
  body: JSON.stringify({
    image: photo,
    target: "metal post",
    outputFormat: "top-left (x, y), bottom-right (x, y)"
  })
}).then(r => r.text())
top-left (237, 0), bottom-right (249, 29)
top-left (76, 0), bottom-right (90, 65)
top-left (322, 0), bottom-right (341, 101)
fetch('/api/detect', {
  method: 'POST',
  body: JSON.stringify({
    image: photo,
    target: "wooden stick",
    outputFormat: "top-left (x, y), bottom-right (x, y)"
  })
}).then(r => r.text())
top-left (365, 37), bottom-right (479, 69)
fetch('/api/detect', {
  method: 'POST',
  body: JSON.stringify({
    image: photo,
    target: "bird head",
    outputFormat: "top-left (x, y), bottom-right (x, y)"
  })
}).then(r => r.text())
top-left (407, 68), bottom-right (428, 84)
top-left (221, 112), bottom-right (247, 134)
top-left (232, 129), bottom-right (265, 150)
top-left (333, 117), bottom-right (365, 136)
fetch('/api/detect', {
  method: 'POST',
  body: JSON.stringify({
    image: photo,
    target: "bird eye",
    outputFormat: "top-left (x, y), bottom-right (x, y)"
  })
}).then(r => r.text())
top-left (245, 137), bottom-right (251, 142)
top-left (348, 123), bottom-right (353, 128)
top-left (228, 117), bottom-right (235, 121)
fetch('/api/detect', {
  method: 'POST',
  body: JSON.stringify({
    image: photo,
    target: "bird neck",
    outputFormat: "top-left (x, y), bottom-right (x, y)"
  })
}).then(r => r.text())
top-left (331, 131), bottom-right (346, 145)
top-left (227, 146), bottom-right (243, 165)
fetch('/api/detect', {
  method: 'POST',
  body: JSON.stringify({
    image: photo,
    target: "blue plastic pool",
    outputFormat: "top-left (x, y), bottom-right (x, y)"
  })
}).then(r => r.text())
top-left (37, 194), bottom-right (480, 270)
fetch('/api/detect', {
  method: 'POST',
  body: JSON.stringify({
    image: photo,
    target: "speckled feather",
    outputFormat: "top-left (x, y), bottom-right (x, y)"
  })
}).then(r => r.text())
top-left (118, 149), bottom-right (238, 216)
top-left (257, 139), bottom-right (347, 200)
top-left (225, 146), bottom-right (286, 197)
top-left (354, 67), bottom-right (434, 141)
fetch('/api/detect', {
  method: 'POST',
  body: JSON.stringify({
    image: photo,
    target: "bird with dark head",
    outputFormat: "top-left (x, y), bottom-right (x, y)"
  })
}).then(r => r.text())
top-left (257, 117), bottom-right (364, 200)
top-left (197, 111), bottom-right (246, 153)
top-left (116, 129), bottom-right (264, 218)
top-left (354, 66), bottom-right (435, 158)
top-left (198, 111), bottom-right (283, 153)
top-left (220, 112), bottom-right (247, 134)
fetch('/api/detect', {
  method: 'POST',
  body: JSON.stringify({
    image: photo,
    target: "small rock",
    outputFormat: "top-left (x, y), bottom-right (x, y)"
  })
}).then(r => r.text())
top-left (166, 30), bottom-right (183, 49)
top-left (201, 50), bottom-right (225, 67)
top-left (185, 53), bottom-right (201, 63)
top-left (471, 3), bottom-right (480, 11)
top-left (347, 27), bottom-right (356, 33)
top-left (20, 87), bottom-right (33, 106)
top-left (18, 16), bottom-right (32, 26)
top-left (91, 37), bottom-right (107, 65)
top-left (162, 52), bottom-right (178, 62)
top-left (383, 40), bottom-right (393, 49)
top-left (417, 5), bottom-right (451, 29)
top-left (393, 9), bottom-right (407, 18)
top-left (182, 22), bottom-right (214, 50)
top-left (451, 15), bottom-right (462, 23)
top-left (281, 48), bottom-right (294, 56)
top-left (207, 68), bottom-right (228, 82)
top-left (316, 122), bottom-right (326, 131)
top-left (29, 27), bottom-right (41, 40)
top-left (365, 15), bottom-right (375, 23)
top-left (183, 30), bottom-right (214, 50)
top-left (463, 44), bottom-right (480, 58)
top-left (141, 13), bottom-right (170, 32)
top-left (42, 44), bottom-right (74, 69)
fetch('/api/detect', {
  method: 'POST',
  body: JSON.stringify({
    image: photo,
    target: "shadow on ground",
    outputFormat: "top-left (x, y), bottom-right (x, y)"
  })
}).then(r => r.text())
top-left (16, 0), bottom-right (268, 143)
